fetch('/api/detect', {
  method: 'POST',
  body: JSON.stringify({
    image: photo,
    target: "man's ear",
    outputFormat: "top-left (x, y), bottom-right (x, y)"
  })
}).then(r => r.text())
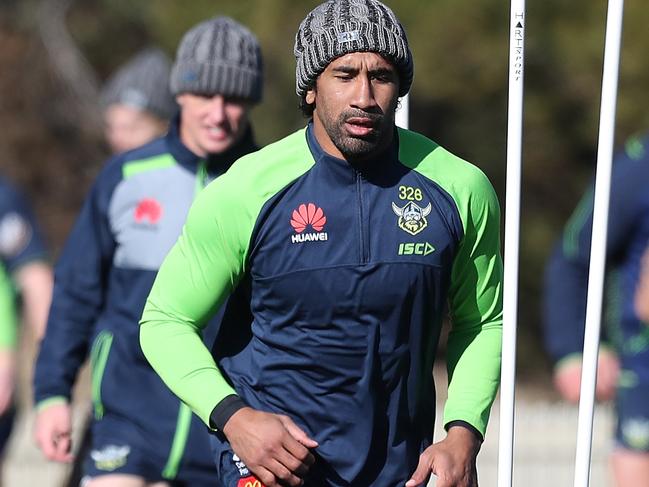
top-left (305, 88), bottom-right (316, 105)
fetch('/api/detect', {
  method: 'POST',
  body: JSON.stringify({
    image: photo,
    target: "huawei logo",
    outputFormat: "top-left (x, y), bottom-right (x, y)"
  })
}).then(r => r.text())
top-left (134, 198), bottom-right (162, 224)
top-left (290, 203), bottom-right (326, 233)
top-left (290, 203), bottom-right (328, 244)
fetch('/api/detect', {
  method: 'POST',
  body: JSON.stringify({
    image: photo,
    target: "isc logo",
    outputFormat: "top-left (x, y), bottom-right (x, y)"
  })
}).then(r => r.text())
top-left (398, 242), bottom-right (435, 256)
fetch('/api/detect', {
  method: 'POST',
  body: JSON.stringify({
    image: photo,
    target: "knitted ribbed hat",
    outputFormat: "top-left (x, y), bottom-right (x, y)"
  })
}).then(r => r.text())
top-left (170, 16), bottom-right (263, 104)
top-left (294, 0), bottom-right (413, 98)
top-left (100, 48), bottom-right (177, 120)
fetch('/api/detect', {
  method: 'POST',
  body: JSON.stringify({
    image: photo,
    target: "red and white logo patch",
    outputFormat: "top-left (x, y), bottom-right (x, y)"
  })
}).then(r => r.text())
top-left (290, 203), bottom-right (328, 243)
top-left (290, 203), bottom-right (326, 233)
top-left (134, 198), bottom-right (162, 224)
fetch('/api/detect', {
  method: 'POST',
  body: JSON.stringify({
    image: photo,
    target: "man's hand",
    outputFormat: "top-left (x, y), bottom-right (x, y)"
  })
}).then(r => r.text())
top-left (553, 349), bottom-right (619, 403)
top-left (33, 402), bottom-right (74, 463)
top-left (222, 407), bottom-right (318, 487)
top-left (406, 425), bottom-right (480, 487)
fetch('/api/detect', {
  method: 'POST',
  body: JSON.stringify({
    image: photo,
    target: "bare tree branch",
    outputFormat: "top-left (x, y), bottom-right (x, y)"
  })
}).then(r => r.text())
top-left (36, 0), bottom-right (103, 136)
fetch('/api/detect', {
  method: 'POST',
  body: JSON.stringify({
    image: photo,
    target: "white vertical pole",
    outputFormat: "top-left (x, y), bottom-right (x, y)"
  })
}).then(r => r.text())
top-left (396, 94), bottom-right (409, 129)
top-left (574, 1), bottom-right (624, 486)
top-left (498, 1), bottom-right (525, 486)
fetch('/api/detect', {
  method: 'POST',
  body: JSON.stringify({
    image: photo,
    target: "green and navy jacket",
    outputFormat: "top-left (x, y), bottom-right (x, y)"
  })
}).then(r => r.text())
top-left (141, 125), bottom-right (503, 486)
top-left (544, 135), bottom-right (649, 386)
top-left (0, 175), bottom-right (48, 349)
top-left (33, 116), bottom-right (257, 479)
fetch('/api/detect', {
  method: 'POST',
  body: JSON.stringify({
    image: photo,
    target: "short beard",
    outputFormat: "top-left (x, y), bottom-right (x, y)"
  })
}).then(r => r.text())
top-left (325, 109), bottom-right (392, 162)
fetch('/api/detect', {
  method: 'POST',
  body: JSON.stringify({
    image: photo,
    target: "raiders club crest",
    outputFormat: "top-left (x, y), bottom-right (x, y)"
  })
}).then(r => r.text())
top-left (392, 201), bottom-right (432, 236)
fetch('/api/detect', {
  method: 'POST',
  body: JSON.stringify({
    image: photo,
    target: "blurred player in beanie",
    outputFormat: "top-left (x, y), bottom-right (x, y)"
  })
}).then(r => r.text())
top-left (100, 48), bottom-right (177, 154)
top-left (34, 16), bottom-right (263, 487)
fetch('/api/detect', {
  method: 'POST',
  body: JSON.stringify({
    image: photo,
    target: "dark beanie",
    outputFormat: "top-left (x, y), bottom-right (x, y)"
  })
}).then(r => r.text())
top-left (100, 48), bottom-right (177, 120)
top-left (170, 16), bottom-right (263, 104)
top-left (294, 0), bottom-right (413, 98)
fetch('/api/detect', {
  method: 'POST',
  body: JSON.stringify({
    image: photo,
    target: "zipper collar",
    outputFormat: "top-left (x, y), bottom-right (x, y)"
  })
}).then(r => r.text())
top-left (305, 121), bottom-right (400, 181)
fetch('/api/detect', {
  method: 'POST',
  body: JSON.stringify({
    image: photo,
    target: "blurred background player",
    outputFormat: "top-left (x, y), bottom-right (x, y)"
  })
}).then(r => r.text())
top-left (62, 46), bottom-right (178, 487)
top-left (543, 134), bottom-right (649, 486)
top-left (0, 175), bottom-right (52, 469)
top-left (100, 47), bottom-right (177, 155)
top-left (0, 177), bottom-right (52, 341)
top-left (32, 16), bottom-right (262, 487)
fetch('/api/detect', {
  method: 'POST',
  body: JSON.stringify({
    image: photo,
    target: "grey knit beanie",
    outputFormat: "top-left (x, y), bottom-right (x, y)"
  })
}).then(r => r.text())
top-left (170, 16), bottom-right (263, 104)
top-left (100, 48), bottom-right (177, 120)
top-left (294, 0), bottom-right (413, 98)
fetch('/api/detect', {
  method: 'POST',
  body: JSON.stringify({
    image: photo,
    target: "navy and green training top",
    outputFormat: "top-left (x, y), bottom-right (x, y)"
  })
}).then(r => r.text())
top-left (544, 135), bottom-right (649, 386)
top-left (33, 116), bottom-right (257, 480)
top-left (0, 175), bottom-right (48, 349)
top-left (141, 125), bottom-right (503, 486)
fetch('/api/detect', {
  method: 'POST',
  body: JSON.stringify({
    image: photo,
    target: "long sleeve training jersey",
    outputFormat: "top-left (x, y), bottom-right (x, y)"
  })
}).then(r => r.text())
top-left (141, 125), bottom-right (503, 486)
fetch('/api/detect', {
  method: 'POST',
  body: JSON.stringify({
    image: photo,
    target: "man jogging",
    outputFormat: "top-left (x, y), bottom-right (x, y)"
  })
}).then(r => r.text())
top-left (33, 16), bottom-right (263, 487)
top-left (141, 2), bottom-right (503, 486)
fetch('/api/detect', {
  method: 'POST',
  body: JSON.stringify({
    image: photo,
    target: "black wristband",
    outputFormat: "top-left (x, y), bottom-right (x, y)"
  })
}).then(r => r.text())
top-left (444, 420), bottom-right (484, 443)
top-left (209, 394), bottom-right (247, 431)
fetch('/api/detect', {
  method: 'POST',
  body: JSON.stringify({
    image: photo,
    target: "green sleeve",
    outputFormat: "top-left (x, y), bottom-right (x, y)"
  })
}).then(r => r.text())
top-left (443, 170), bottom-right (503, 437)
top-left (0, 265), bottom-right (17, 350)
top-left (140, 129), bottom-right (314, 426)
top-left (140, 179), bottom-right (245, 426)
top-left (398, 128), bottom-right (503, 437)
